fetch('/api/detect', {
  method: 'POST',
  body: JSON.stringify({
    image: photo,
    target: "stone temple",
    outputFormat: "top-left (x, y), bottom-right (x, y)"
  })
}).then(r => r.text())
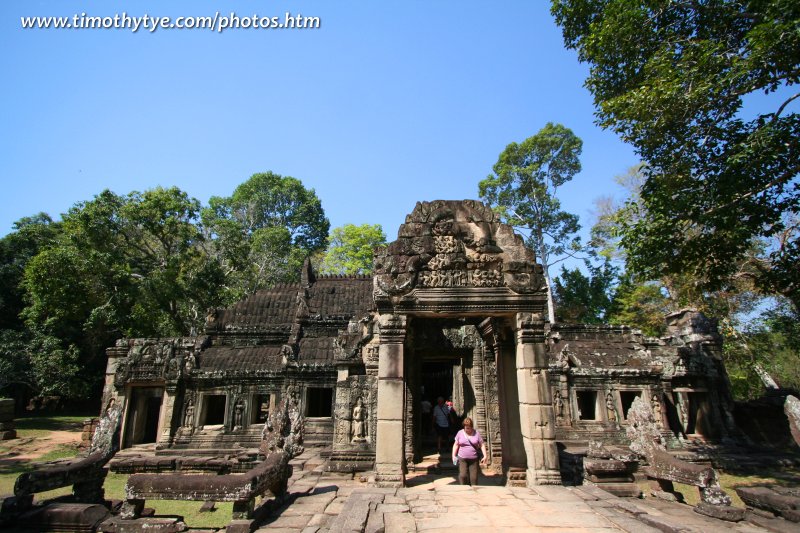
top-left (102, 200), bottom-right (737, 488)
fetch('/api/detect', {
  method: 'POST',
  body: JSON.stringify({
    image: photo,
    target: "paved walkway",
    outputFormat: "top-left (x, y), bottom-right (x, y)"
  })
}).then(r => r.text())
top-left (252, 452), bottom-right (792, 533)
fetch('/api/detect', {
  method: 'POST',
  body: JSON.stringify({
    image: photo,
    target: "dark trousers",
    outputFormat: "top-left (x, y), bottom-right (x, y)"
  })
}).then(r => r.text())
top-left (458, 457), bottom-right (479, 486)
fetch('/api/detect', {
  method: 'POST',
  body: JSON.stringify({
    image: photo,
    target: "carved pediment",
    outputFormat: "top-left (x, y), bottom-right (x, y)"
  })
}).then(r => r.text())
top-left (374, 200), bottom-right (545, 300)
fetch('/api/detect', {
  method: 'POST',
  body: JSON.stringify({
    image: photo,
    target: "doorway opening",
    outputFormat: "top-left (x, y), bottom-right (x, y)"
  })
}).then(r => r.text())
top-left (123, 387), bottom-right (164, 448)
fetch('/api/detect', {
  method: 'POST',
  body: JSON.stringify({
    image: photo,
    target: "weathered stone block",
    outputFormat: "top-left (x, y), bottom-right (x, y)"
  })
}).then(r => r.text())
top-left (736, 486), bottom-right (800, 513)
top-left (594, 482), bottom-right (641, 498)
top-left (376, 380), bottom-right (404, 421)
top-left (378, 351), bottom-right (403, 379)
top-left (378, 342), bottom-right (403, 365)
top-left (375, 420), bottom-right (404, 464)
top-left (515, 369), bottom-right (550, 405)
top-left (517, 404), bottom-right (555, 440)
top-left (695, 502), bottom-right (746, 522)
top-left (521, 437), bottom-right (559, 473)
top-left (516, 343), bottom-right (537, 369)
top-left (19, 503), bottom-right (111, 533)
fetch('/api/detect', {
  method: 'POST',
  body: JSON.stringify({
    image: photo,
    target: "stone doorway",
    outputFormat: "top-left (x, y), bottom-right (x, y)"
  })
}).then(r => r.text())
top-left (123, 386), bottom-right (164, 448)
top-left (404, 319), bottom-right (492, 473)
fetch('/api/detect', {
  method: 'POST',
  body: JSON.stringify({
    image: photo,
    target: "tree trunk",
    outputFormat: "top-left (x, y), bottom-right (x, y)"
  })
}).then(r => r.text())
top-left (536, 232), bottom-right (556, 324)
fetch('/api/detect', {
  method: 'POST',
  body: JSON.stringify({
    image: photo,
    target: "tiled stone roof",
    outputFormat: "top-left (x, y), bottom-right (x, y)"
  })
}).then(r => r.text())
top-left (306, 276), bottom-right (374, 317)
top-left (213, 284), bottom-right (299, 331)
top-left (197, 345), bottom-right (284, 372)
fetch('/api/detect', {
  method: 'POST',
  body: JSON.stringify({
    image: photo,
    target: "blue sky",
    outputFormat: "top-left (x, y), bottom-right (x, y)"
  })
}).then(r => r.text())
top-left (1, 1), bottom-right (640, 256)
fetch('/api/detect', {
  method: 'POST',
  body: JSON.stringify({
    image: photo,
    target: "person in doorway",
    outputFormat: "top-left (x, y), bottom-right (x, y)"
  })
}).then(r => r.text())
top-left (452, 417), bottom-right (487, 486)
top-left (432, 396), bottom-right (451, 453)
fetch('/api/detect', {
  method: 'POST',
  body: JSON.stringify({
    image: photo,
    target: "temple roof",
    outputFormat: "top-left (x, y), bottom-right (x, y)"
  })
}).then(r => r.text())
top-left (306, 276), bottom-right (373, 318)
top-left (197, 345), bottom-right (284, 372)
top-left (211, 284), bottom-right (300, 331)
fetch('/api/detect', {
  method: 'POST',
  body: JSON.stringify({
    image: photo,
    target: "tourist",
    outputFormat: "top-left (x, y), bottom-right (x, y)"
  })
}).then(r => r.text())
top-left (432, 396), bottom-right (451, 453)
top-left (452, 417), bottom-right (487, 486)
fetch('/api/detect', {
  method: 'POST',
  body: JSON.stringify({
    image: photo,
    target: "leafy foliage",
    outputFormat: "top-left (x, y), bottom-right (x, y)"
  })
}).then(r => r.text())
top-left (723, 299), bottom-right (800, 399)
top-left (0, 214), bottom-right (59, 331)
top-left (479, 123), bottom-right (584, 322)
top-left (202, 172), bottom-right (329, 298)
top-left (1, 173), bottom-right (329, 402)
top-left (553, 260), bottom-right (617, 323)
top-left (552, 0), bottom-right (800, 310)
top-left (607, 275), bottom-right (672, 337)
top-left (320, 224), bottom-right (386, 276)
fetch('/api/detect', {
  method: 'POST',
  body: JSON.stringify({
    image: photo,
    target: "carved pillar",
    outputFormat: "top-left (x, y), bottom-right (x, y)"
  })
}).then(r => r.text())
top-left (156, 384), bottom-right (179, 449)
top-left (479, 318), bottom-right (504, 472)
top-left (515, 313), bottom-right (561, 486)
top-left (102, 343), bottom-right (128, 411)
top-left (471, 344), bottom-right (487, 444)
top-left (375, 313), bottom-right (407, 487)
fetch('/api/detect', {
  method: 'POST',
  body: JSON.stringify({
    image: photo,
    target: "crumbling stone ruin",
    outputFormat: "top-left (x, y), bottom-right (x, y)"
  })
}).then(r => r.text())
top-left (116, 394), bottom-right (303, 533)
top-left (102, 200), bottom-right (740, 489)
top-left (625, 396), bottom-right (745, 521)
top-left (0, 402), bottom-right (122, 529)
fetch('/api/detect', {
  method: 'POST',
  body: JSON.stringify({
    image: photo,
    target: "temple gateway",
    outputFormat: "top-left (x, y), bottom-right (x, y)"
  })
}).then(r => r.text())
top-left (103, 200), bottom-right (737, 488)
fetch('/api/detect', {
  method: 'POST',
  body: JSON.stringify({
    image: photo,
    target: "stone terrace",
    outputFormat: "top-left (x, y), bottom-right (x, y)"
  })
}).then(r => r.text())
top-left (255, 451), bottom-right (789, 533)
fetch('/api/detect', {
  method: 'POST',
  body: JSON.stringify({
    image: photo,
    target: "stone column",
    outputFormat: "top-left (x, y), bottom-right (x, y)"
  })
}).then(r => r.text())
top-left (515, 313), bottom-right (561, 486)
top-left (102, 343), bottom-right (128, 410)
top-left (156, 384), bottom-right (178, 449)
top-left (375, 313), bottom-right (407, 487)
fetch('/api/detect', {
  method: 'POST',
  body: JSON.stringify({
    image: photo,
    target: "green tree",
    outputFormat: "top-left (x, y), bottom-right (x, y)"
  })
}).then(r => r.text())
top-left (723, 299), bottom-right (800, 399)
top-left (0, 214), bottom-right (59, 331)
top-left (552, 0), bottom-right (800, 310)
top-left (19, 186), bottom-right (226, 400)
top-left (320, 224), bottom-right (386, 276)
top-left (607, 275), bottom-right (672, 337)
top-left (203, 172), bottom-right (329, 297)
top-left (553, 259), bottom-right (618, 323)
top-left (479, 123), bottom-right (584, 323)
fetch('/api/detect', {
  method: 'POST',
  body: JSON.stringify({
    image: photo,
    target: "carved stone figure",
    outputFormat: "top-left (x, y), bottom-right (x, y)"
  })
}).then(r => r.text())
top-left (233, 399), bottom-right (245, 430)
top-left (553, 390), bottom-right (564, 419)
top-left (184, 352), bottom-right (196, 372)
top-left (651, 394), bottom-right (662, 427)
top-left (351, 398), bottom-right (367, 442)
top-left (184, 400), bottom-right (195, 428)
top-left (606, 393), bottom-right (618, 423)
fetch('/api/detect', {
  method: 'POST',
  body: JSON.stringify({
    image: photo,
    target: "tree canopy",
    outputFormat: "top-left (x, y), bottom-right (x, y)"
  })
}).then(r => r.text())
top-left (320, 223), bottom-right (386, 276)
top-left (1, 173), bottom-right (330, 404)
top-left (202, 172), bottom-right (329, 297)
top-left (479, 122), bottom-right (583, 322)
top-left (551, 0), bottom-right (800, 310)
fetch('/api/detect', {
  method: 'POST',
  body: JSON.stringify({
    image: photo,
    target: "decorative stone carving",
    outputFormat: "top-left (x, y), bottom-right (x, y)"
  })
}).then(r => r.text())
top-left (351, 397), bottom-right (367, 442)
top-left (123, 394), bottom-right (304, 529)
top-left (606, 392), bottom-right (618, 423)
top-left (334, 317), bottom-right (374, 362)
top-left (233, 398), bottom-right (245, 431)
top-left (183, 399), bottom-right (195, 430)
top-left (373, 200), bottom-right (544, 300)
top-left (553, 390), bottom-right (564, 419)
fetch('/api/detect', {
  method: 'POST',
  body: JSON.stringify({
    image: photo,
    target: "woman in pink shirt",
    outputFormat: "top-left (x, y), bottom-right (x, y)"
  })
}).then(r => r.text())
top-left (452, 417), bottom-right (488, 485)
